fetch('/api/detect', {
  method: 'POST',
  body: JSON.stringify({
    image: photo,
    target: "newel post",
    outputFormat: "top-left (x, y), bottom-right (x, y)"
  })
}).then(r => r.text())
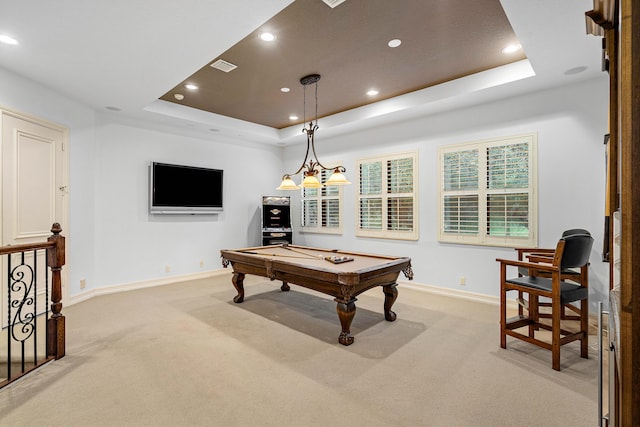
top-left (47, 222), bottom-right (66, 359)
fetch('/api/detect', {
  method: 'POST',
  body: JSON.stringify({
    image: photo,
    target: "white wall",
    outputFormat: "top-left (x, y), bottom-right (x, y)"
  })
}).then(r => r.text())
top-left (283, 77), bottom-right (611, 310)
top-left (92, 118), bottom-right (282, 288)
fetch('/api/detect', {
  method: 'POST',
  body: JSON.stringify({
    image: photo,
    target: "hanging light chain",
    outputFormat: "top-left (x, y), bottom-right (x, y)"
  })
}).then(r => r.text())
top-left (303, 81), bottom-right (307, 129)
top-left (277, 74), bottom-right (351, 190)
top-left (314, 79), bottom-right (318, 129)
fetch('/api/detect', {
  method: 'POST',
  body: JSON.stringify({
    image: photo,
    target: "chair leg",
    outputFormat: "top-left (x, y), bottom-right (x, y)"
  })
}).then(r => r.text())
top-left (529, 294), bottom-right (539, 337)
top-left (580, 298), bottom-right (589, 358)
top-left (517, 290), bottom-right (524, 317)
top-left (500, 269), bottom-right (507, 349)
top-left (552, 297), bottom-right (561, 371)
top-left (500, 295), bottom-right (507, 349)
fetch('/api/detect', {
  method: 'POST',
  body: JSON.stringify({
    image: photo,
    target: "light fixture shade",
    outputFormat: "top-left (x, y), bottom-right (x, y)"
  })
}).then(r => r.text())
top-left (277, 176), bottom-right (300, 190)
top-left (325, 171), bottom-right (351, 186)
top-left (301, 175), bottom-right (323, 188)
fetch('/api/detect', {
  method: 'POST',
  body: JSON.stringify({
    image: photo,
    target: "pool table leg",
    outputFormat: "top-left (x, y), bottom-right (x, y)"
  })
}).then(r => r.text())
top-left (383, 283), bottom-right (398, 321)
top-left (281, 282), bottom-right (290, 292)
top-left (335, 298), bottom-right (356, 346)
top-left (232, 272), bottom-right (245, 303)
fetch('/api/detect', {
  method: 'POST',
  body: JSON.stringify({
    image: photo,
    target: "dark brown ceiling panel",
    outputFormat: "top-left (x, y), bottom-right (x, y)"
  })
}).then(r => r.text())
top-left (159, 0), bottom-right (525, 129)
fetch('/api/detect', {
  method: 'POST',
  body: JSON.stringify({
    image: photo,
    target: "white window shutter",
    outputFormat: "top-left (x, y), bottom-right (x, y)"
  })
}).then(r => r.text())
top-left (356, 151), bottom-right (418, 240)
top-left (438, 134), bottom-right (537, 247)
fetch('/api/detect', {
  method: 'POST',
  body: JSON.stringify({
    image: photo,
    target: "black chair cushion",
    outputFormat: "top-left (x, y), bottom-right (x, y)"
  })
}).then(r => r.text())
top-left (506, 276), bottom-right (588, 304)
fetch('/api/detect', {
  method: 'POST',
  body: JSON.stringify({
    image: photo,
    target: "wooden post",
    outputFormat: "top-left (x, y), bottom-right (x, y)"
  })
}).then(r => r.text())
top-left (47, 223), bottom-right (65, 359)
top-left (605, 26), bottom-right (619, 289)
top-left (619, 0), bottom-right (640, 422)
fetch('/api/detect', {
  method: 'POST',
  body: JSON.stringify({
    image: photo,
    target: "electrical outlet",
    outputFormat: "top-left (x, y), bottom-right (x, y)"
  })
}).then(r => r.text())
top-left (165, 265), bottom-right (171, 273)
top-left (459, 276), bottom-right (466, 285)
top-left (199, 260), bottom-right (204, 268)
top-left (80, 279), bottom-right (86, 289)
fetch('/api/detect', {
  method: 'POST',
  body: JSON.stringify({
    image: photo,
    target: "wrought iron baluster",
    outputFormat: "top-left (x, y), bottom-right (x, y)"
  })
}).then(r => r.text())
top-left (33, 249), bottom-right (38, 368)
top-left (7, 253), bottom-right (12, 381)
top-left (21, 251), bottom-right (25, 373)
top-left (8, 250), bottom-right (37, 374)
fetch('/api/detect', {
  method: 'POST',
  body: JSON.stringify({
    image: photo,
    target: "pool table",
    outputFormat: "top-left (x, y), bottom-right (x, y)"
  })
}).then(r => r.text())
top-left (220, 244), bottom-right (413, 345)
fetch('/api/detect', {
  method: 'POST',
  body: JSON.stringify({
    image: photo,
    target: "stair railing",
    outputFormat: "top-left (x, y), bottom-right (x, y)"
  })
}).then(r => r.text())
top-left (0, 223), bottom-right (65, 389)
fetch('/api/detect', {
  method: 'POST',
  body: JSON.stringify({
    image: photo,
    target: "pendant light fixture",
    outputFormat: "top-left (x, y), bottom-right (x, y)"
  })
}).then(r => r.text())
top-left (277, 74), bottom-right (351, 190)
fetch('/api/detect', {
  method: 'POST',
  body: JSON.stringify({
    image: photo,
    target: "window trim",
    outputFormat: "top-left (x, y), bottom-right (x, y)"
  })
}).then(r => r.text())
top-left (355, 150), bottom-right (419, 241)
top-left (437, 133), bottom-right (538, 247)
top-left (299, 161), bottom-right (344, 235)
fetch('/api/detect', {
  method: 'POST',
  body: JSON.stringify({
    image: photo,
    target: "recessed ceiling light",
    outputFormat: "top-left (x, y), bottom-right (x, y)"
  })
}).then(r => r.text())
top-left (0, 34), bottom-right (18, 45)
top-left (281, 87), bottom-right (290, 93)
top-left (367, 89), bottom-right (379, 96)
top-left (185, 84), bottom-right (198, 90)
top-left (388, 39), bottom-right (401, 48)
top-left (260, 32), bottom-right (276, 42)
top-left (174, 94), bottom-right (184, 101)
top-left (501, 44), bottom-right (522, 54)
top-left (289, 115), bottom-right (298, 121)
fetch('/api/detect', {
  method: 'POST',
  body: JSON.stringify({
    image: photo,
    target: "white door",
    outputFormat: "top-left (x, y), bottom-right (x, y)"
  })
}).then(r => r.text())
top-left (1, 109), bottom-right (68, 329)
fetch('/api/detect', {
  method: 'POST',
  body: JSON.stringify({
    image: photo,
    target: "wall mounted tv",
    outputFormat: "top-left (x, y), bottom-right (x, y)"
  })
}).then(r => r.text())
top-left (149, 162), bottom-right (223, 214)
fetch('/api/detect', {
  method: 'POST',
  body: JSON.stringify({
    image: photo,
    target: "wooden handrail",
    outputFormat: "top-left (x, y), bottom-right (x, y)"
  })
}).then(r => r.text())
top-left (0, 241), bottom-right (54, 255)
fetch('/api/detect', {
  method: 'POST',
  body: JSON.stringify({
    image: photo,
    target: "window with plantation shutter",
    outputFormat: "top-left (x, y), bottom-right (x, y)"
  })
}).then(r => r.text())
top-left (438, 133), bottom-right (537, 247)
top-left (300, 164), bottom-right (343, 234)
top-left (356, 151), bottom-right (418, 240)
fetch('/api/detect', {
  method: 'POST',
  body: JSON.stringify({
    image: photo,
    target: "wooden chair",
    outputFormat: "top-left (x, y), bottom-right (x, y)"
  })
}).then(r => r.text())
top-left (514, 229), bottom-right (591, 320)
top-left (497, 233), bottom-right (594, 370)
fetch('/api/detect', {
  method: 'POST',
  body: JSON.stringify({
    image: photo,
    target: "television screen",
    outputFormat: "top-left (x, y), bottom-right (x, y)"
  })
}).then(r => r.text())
top-left (150, 162), bottom-right (223, 214)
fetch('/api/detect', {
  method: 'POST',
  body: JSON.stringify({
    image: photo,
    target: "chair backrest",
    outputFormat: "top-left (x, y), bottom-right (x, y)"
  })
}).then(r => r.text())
top-left (560, 233), bottom-right (594, 269)
top-left (562, 228), bottom-right (591, 237)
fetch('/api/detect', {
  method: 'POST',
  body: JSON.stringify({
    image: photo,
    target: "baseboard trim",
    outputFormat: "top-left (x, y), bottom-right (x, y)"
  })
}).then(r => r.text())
top-left (67, 273), bottom-right (510, 308)
top-left (67, 269), bottom-right (230, 306)
top-left (398, 280), bottom-right (519, 308)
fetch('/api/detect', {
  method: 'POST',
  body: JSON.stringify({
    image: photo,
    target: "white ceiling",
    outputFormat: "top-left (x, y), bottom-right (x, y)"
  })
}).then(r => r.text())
top-left (0, 0), bottom-right (604, 146)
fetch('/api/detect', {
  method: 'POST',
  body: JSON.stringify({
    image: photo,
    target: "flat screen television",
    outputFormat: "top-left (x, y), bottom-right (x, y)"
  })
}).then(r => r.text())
top-left (149, 162), bottom-right (223, 214)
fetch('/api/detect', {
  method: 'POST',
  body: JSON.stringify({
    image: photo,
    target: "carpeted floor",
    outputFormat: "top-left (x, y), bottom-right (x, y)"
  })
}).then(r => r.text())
top-left (0, 274), bottom-right (599, 426)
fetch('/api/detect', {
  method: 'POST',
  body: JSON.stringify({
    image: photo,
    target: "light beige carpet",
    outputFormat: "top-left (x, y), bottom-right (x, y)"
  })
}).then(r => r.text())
top-left (0, 274), bottom-right (599, 426)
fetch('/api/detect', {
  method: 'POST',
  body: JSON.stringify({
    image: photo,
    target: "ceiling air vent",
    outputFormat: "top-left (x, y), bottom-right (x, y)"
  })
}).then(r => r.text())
top-left (322, 0), bottom-right (347, 8)
top-left (210, 59), bottom-right (238, 73)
